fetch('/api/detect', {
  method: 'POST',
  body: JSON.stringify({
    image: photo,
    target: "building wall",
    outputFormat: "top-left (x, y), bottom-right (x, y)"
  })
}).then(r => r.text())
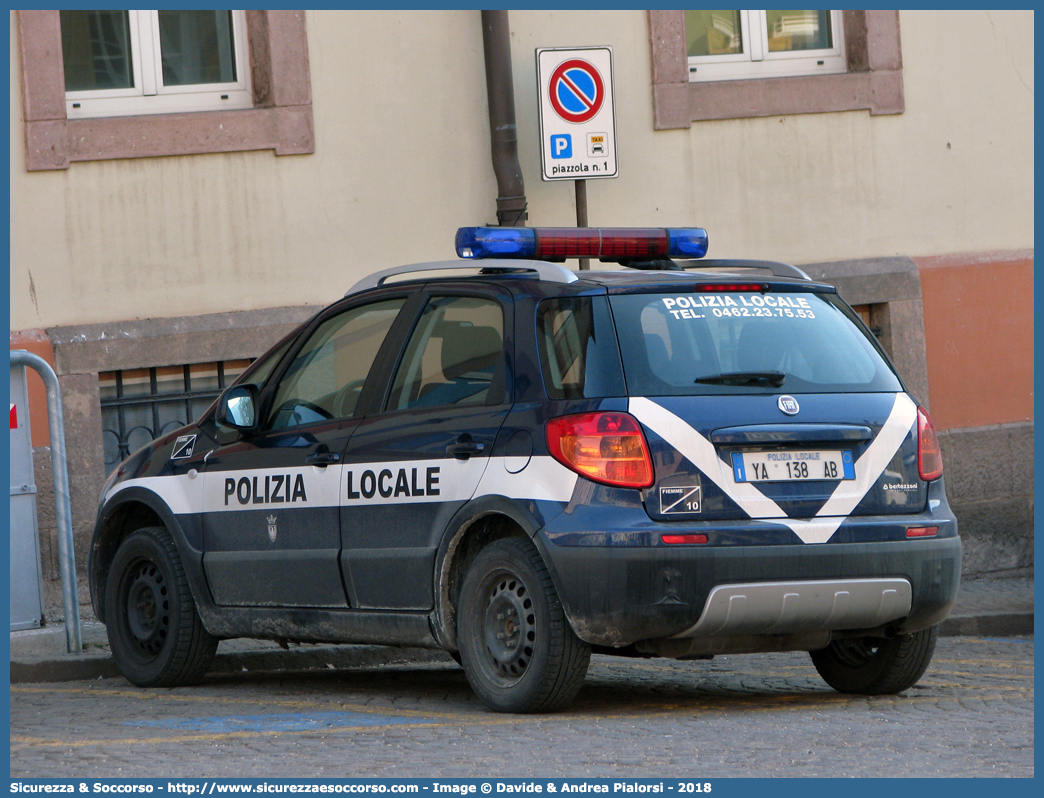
top-left (512, 10), bottom-right (1034, 261)
top-left (9, 10), bottom-right (1033, 587)
top-left (919, 251), bottom-right (1034, 577)
top-left (10, 10), bottom-right (498, 329)
top-left (918, 251), bottom-right (1034, 431)
top-left (10, 10), bottom-right (1033, 330)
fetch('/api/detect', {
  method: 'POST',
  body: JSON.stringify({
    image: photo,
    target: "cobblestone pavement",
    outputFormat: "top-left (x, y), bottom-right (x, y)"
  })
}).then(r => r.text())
top-left (10, 636), bottom-right (1033, 779)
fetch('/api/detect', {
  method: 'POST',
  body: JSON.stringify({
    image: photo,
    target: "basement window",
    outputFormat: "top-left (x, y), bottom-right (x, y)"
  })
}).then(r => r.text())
top-left (100, 359), bottom-right (252, 472)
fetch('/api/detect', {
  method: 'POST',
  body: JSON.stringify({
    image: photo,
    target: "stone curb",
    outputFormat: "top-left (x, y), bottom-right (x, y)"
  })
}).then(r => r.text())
top-left (938, 613), bottom-right (1034, 638)
top-left (10, 643), bottom-right (454, 685)
top-left (9, 611), bottom-right (1030, 685)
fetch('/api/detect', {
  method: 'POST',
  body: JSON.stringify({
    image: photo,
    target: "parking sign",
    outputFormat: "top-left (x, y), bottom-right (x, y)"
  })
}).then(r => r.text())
top-left (537, 47), bottom-right (617, 181)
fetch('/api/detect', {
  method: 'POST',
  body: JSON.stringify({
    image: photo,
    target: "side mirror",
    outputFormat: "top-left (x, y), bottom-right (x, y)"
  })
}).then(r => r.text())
top-left (216, 385), bottom-right (259, 432)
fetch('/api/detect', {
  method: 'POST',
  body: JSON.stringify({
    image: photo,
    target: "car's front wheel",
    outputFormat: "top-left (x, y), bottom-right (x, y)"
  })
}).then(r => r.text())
top-left (105, 526), bottom-right (217, 687)
top-left (457, 537), bottom-right (590, 713)
top-left (810, 626), bottom-right (938, 695)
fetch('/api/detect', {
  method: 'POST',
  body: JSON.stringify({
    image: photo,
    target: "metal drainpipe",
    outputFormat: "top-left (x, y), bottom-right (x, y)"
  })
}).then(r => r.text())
top-left (10, 350), bottom-right (82, 654)
top-left (481, 10), bottom-right (528, 227)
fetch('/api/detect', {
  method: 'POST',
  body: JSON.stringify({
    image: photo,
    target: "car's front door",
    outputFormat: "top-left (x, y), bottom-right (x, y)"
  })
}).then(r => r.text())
top-left (339, 287), bottom-right (513, 610)
top-left (201, 295), bottom-right (410, 607)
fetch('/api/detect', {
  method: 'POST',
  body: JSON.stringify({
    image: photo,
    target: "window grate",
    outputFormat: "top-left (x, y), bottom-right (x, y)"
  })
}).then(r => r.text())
top-left (100, 359), bottom-right (251, 472)
top-left (851, 304), bottom-right (884, 340)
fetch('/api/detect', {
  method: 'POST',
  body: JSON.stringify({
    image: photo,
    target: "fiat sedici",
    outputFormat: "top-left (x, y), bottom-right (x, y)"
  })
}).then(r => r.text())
top-left (90, 227), bottom-right (961, 712)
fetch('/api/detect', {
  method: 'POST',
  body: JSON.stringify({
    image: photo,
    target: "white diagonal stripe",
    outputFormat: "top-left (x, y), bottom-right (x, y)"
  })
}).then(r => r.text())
top-left (629, 394), bottom-right (918, 544)
top-left (773, 517), bottom-right (845, 545)
top-left (629, 397), bottom-right (787, 519)
top-left (814, 392), bottom-right (918, 518)
top-left (771, 394), bottom-right (917, 543)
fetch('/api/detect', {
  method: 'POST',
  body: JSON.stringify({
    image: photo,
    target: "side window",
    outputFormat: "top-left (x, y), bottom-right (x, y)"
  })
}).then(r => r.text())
top-left (266, 299), bottom-right (405, 431)
top-left (537, 297), bottom-right (624, 400)
top-left (388, 296), bottom-right (505, 411)
top-left (238, 339), bottom-right (292, 391)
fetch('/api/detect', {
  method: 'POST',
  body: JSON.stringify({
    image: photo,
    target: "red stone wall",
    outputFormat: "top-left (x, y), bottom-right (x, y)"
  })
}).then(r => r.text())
top-left (917, 250), bottom-right (1034, 431)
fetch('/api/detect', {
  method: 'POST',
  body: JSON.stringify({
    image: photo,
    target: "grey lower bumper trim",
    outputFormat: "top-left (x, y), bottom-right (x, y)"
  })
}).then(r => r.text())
top-left (671, 578), bottom-right (912, 638)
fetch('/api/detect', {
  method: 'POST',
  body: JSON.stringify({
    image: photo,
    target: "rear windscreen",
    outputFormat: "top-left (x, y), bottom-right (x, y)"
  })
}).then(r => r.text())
top-left (608, 291), bottom-right (903, 396)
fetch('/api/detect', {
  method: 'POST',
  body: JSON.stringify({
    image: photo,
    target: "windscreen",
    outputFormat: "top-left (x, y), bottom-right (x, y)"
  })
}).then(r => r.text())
top-left (608, 291), bottom-right (903, 396)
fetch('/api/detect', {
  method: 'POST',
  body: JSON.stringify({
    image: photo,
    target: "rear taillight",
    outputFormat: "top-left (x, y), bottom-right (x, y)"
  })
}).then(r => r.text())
top-left (546, 412), bottom-right (654, 489)
top-left (917, 406), bottom-right (944, 481)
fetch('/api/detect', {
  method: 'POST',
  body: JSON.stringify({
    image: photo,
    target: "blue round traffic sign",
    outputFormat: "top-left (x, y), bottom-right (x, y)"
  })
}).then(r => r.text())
top-left (548, 58), bottom-right (605, 124)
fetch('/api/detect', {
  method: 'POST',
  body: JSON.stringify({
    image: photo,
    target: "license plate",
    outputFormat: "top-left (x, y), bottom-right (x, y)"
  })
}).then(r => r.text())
top-left (732, 450), bottom-right (854, 482)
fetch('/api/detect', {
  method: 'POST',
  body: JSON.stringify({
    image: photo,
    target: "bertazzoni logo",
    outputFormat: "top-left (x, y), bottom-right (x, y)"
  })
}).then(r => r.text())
top-left (778, 395), bottom-right (800, 415)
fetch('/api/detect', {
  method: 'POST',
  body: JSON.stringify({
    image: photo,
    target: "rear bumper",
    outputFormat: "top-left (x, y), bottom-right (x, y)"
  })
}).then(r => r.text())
top-left (537, 529), bottom-right (961, 648)
top-left (671, 576), bottom-right (913, 638)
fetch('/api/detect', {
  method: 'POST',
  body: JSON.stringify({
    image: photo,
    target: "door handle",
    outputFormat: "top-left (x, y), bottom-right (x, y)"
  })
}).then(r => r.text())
top-left (446, 438), bottom-right (485, 459)
top-left (305, 451), bottom-right (340, 466)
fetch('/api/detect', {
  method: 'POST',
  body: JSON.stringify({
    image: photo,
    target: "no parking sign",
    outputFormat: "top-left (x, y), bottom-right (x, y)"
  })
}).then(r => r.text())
top-left (537, 47), bottom-right (617, 181)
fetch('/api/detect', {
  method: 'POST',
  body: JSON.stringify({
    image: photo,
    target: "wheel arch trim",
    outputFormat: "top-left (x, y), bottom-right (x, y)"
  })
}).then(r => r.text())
top-left (90, 487), bottom-right (212, 625)
top-left (429, 494), bottom-right (543, 650)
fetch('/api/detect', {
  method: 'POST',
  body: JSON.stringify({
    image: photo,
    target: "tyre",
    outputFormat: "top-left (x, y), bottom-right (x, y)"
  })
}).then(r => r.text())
top-left (810, 626), bottom-right (938, 695)
top-left (457, 537), bottom-right (590, 713)
top-left (105, 527), bottom-right (217, 687)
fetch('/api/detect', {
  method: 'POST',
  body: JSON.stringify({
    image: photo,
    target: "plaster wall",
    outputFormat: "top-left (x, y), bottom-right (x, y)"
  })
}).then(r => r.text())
top-left (10, 10), bottom-right (1034, 330)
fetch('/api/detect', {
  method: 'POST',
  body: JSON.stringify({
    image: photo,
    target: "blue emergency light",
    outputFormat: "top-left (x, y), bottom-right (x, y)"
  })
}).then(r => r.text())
top-left (455, 227), bottom-right (709, 261)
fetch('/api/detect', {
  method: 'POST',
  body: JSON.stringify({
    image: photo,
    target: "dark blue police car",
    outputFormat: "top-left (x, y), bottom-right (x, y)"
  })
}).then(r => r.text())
top-left (89, 227), bottom-right (961, 713)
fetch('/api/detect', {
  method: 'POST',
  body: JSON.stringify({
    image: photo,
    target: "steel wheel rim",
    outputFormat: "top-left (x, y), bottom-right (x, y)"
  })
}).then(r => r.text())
top-left (480, 573), bottom-right (536, 682)
top-left (122, 558), bottom-right (170, 659)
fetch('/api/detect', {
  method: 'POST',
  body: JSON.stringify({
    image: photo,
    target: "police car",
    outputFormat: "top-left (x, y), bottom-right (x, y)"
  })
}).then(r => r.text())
top-left (89, 227), bottom-right (961, 713)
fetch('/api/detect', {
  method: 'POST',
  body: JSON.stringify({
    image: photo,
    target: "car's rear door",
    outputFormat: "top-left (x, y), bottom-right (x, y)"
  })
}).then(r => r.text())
top-left (338, 284), bottom-right (514, 610)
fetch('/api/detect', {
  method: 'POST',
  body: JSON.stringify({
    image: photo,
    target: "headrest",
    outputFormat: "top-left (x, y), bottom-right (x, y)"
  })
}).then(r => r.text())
top-left (439, 323), bottom-right (503, 378)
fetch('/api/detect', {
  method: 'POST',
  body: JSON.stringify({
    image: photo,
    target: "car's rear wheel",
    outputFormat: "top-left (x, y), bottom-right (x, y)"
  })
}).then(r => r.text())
top-left (810, 626), bottom-right (938, 695)
top-left (105, 526), bottom-right (217, 687)
top-left (457, 537), bottom-right (590, 713)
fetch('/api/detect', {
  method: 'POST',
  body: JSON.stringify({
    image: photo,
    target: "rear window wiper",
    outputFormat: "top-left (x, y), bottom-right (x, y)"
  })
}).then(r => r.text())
top-left (694, 371), bottom-right (786, 387)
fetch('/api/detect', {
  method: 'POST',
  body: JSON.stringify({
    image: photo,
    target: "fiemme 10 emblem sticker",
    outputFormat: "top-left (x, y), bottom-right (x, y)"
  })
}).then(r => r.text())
top-left (659, 485), bottom-right (701, 514)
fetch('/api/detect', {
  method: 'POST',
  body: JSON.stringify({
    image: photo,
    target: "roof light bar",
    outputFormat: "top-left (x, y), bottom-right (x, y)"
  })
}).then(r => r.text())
top-left (456, 227), bottom-right (708, 261)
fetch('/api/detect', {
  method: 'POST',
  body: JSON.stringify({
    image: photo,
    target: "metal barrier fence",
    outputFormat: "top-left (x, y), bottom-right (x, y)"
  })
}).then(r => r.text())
top-left (9, 350), bottom-right (81, 653)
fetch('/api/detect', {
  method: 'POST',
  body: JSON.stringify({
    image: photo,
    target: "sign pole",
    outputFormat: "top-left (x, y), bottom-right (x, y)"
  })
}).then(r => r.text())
top-left (536, 46), bottom-right (617, 272)
top-left (575, 179), bottom-right (589, 270)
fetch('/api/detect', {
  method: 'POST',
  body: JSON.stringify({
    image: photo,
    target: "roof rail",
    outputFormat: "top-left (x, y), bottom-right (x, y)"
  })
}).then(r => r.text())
top-left (345, 259), bottom-right (578, 297)
top-left (675, 258), bottom-right (811, 281)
